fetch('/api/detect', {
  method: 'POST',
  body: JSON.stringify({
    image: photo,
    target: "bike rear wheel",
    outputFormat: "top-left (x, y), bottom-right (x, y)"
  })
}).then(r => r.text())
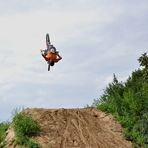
top-left (46, 33), bottom-right (51, 49)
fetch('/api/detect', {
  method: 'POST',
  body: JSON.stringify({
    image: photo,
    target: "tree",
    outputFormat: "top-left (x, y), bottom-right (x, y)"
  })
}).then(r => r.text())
top-left (93, 53), bottom-right (148, 147)
top-left (138, 52), bottom-right (148, 82)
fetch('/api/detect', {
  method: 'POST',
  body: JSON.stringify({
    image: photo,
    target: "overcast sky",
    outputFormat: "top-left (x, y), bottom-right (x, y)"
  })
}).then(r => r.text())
top-left (0, 0), bottom-right (148, 122)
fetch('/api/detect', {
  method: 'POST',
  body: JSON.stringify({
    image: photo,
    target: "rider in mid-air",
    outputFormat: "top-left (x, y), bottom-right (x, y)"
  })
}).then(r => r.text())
top-left (41, 33), bottom-right (62, 71)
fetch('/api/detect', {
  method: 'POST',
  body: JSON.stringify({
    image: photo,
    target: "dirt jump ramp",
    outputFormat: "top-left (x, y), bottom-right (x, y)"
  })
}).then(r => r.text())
top-left (5, 108), bottom-right (132, 148)
top-left (23, 108), bottom-right (132, 148)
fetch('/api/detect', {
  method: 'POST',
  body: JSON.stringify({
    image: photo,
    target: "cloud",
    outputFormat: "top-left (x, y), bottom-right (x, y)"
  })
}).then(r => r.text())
top-left (0, 0), bottom-right (148, 121)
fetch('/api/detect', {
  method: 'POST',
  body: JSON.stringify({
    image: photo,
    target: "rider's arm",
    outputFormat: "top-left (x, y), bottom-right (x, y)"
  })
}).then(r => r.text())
top-left (53, 54), bottom-right (62, 63)
top-left (57, 54), bottom-right (62, 60)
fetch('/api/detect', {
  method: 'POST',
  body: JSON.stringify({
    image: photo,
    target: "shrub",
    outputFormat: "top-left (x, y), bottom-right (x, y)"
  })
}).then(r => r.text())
top-left (12, 111), bottom-right (40, 148)
top-left (93, 53), bottom-right (148, 147)
top-left (0, 122), bottom-right (9, 147)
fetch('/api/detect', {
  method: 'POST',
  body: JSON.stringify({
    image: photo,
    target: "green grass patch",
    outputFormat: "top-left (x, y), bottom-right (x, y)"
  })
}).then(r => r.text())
top-left (0, 122), bottom-right (10, 147)
top-left (12, 111), bottom-right (40, 148)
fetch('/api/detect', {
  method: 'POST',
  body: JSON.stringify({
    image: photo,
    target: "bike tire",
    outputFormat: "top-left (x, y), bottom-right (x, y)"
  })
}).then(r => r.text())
top-left (46, 33), bottom-right (51, 49)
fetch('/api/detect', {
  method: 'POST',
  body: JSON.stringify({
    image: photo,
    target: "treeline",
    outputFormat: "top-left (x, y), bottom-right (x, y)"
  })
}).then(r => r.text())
top-left (93, 53), bottom-right (148, 148)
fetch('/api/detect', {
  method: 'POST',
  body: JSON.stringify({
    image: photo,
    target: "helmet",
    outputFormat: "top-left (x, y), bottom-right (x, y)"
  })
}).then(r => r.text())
top-left (50, 61), bottom-right (55, 66)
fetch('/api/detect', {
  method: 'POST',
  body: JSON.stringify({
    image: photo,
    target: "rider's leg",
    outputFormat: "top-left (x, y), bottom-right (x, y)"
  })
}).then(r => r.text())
top-left (50, 46), bottom-right (57, 53)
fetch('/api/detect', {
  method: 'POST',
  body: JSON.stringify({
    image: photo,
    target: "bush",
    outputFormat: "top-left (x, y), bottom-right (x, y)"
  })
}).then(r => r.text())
top-left (12, 111), bottom-right (40, 148)
top-left (93, 53), bottom-right (148, 147)
top-left (0, 122), bottom-right (9, 147)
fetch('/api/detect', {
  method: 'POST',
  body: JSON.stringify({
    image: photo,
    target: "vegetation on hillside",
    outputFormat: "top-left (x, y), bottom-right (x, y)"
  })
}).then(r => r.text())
top-left (12, 111), bottom-right (40, 148)
top-left (0, 122), bottom-right (10, 147)
top-left (93, 53), bottom-right (148, 147)
top-left (0, 110), bottom-right (40, 148)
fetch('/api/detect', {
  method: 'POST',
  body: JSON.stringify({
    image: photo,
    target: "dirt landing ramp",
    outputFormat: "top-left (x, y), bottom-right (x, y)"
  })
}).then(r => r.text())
top-left (22, 108), bottom-right (131, 148)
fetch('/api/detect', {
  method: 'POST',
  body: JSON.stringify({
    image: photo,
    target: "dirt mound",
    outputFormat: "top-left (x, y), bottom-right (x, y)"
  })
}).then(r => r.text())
top-left (5, 108), bottom-right (132, 148)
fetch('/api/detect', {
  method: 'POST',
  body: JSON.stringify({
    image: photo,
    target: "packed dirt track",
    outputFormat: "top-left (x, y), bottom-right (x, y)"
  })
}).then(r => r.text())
top-left (6, 108), bottom-right (132, 148)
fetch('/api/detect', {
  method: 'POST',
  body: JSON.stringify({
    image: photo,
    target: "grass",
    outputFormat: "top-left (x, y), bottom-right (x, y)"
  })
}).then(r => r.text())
top-left (12, 111), bottom-right (40, 148)
top-left (0, 122), bottom-right (10, 147)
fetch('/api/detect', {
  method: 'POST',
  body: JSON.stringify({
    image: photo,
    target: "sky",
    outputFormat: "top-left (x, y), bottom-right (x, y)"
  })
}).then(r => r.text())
top-left (0, 0), bottom-right (148, 122)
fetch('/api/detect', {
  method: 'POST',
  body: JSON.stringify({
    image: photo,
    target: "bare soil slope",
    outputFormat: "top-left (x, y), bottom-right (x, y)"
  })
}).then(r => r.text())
top-left (6, 108), bottom-right (132, 148)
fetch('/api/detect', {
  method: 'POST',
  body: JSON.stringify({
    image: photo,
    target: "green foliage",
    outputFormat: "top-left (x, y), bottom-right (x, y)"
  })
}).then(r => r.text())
top-left (94, 53), bottom-right (148, 147)
top-left (0, 122), bottom-right (9, 147)
top-left (12, 111), bottom-right (40, 148)
top-left (138, 52), bottom-right (148, 82)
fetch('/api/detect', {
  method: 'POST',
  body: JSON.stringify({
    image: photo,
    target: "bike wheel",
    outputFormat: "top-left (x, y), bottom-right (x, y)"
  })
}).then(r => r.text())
top-left (48, 64), bottom-right (50, 71)
top-left (46, 33), bottom-right (51, 49)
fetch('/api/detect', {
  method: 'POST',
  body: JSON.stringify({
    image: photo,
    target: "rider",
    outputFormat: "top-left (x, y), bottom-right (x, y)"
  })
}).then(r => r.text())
top-left (41, 33), bottom-right (62, 71)
top-left (41, 44), bottom-right (62, 64)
